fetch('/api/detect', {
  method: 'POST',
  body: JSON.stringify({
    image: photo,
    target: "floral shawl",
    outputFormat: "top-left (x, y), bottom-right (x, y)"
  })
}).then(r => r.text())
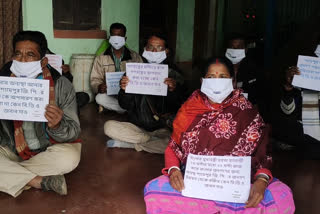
top-left (169, 89), bottom-right (272, 174)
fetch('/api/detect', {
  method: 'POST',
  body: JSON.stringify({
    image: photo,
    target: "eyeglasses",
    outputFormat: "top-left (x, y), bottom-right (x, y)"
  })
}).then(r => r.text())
top-left (145, 45), bottom-right (165, 52)
top-left (13, 52), bottom-right (39, 61)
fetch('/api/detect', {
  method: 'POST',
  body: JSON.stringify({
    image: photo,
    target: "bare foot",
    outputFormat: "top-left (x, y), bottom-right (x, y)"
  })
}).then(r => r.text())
top-left (27, 176), bottom-right (43, 189)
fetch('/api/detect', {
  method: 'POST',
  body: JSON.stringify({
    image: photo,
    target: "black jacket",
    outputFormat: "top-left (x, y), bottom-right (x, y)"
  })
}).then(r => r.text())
top-left (272, 86), bottom-right (303, 146)
top-left (237, 55), bottom-right (261, 105)
top-left (118, 67), bottom-right (184, 131)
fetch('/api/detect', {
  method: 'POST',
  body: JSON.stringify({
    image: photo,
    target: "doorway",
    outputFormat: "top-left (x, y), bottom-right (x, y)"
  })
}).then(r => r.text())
top-left (192, 0), bottom-right (218, 65)
top-left (139, 0), bottom-right (178, 55)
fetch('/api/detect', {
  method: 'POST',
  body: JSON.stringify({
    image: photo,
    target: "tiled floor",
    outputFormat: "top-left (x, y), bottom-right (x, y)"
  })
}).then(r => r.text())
top-left (0, 103), bottom-right (319, 214)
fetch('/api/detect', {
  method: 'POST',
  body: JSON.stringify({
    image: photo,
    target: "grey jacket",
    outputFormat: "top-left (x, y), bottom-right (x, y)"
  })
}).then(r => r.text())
top-left (0, 70), bottom-right (81, 155)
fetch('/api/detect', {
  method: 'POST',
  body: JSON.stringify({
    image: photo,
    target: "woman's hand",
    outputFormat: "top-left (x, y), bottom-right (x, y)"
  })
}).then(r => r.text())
top-left (45, 104), bottom-right (63, 129)
top-left (284, 66), bottom-right (300, 91)
top-left (169, 168), bottom-right (184, 192)
top-left (245, 179), bottom-right (268, 208)
top-left (120, 76), bottom-right (129, 90)
top-left (164, 78), bottom-right (176, 92)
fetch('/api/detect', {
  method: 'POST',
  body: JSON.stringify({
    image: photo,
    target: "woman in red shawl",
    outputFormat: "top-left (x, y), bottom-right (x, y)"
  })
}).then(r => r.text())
top-left (144, 57), bottom-right (294, 214)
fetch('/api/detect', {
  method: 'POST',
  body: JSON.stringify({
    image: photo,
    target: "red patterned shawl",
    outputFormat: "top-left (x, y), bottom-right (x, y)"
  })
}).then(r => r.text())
top-left (169, 89), bottom-right (272, 175)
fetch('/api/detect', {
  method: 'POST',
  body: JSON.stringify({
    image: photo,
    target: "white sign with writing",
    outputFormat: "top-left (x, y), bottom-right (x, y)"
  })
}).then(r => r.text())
top-left (0, 77), bottom-right (49, 122)
top-left (125, 63), bottom-right (168, 96)
top-left (45, 54), bottom-right (63, 74)
top-left (106, 72), bottom-right (125, 95)
top-left (182, 154), bottom-right (251, 203)
top-left (292, 55), bottom-right (320, 91)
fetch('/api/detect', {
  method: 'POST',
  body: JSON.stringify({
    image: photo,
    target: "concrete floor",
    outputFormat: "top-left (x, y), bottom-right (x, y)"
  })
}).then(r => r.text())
top-left (0, 103), bottom-right (319, 214)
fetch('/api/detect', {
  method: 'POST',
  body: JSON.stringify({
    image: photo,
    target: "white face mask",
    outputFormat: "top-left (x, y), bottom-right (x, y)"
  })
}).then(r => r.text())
top-left (109, 36), bottom-right (125, 50)
top-left (10, 60), bottom-right (43, 78)
top-left (142, 50), bottom-right (167, 64)
top-left (315, 45), bottom-right (320, 57)
top-left (225, 49), bottom-right (246, 64)
top-left (201, 78), bottom-right (234, 103)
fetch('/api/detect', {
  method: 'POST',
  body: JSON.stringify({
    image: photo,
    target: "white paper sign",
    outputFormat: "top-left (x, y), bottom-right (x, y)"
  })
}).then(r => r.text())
top-left (0, 77), bottom-right (49, 122)
top-left (242, 93), bottom-right (248, 99)
top-left (125, 63), bottom-right (168, 96)
top-left (292, 55), bottom-right (320, 91)
top-left (45, 54), bottom-right (63, 74)
top-left (182, 154), bottom-right (251, 203)
top-left (106, 72), bottom-right (125, 95)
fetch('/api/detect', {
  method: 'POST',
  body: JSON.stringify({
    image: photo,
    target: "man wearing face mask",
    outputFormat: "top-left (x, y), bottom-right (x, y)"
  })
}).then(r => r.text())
top-left (225, 34), bottom-right (264, 109)
top-left (90, 23), bottom-right (143, 113)
top-left (272, 38), bottom-right (320, 158)
top-left (0, 31), bottom-right (81, 197)
top-left (103, 34), bottom-right (185, 153)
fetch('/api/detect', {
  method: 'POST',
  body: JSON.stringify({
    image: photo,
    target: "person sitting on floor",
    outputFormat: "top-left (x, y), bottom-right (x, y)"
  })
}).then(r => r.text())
top-left (103, 33), bottom-right (185, 154)
top-left (273, 64), bottom-right (320, 158)
top-left (144, 57), bottom-right (295, 213)
top-left (0, 31), bottom-right (81, 197)
top-left (90, 22), bottom-right (143, 114)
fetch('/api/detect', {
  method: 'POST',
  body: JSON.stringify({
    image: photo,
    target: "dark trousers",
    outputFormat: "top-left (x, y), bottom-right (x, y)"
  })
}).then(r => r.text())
top-left (76, 92), bottom-right (90, 114)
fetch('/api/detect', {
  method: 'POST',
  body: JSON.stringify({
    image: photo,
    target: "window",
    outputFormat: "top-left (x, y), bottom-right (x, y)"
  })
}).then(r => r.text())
top-left (53, 0), bottom-right (101, 30)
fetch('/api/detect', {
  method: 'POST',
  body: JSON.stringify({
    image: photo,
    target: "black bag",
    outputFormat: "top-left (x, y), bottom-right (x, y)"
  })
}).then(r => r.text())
top-left (134, 95), bottom-right (163, 132)
top-left (145, 96), bottom-right (175, 130)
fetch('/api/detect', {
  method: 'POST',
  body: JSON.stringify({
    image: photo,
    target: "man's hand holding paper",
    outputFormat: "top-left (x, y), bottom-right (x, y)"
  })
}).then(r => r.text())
top-left (125, 63), bottom-right (169, 96)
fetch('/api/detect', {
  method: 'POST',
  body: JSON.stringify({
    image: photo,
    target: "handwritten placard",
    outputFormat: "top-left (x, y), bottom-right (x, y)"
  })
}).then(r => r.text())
top-left (182, 154), bottom-right (251, 203)
top-left (106, 72), bottom-right (125, 95)
top-left (292, 55), bottom-right (320, 91)
top-left (125, 63), bottom-right (168, 96)
top-left (0, 77), bottom-right (49, 122)
top-left (45, 54), bottom-right (62, 74)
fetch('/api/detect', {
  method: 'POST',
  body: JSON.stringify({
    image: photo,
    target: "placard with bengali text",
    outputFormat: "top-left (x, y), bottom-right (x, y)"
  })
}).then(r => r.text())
top-left (0, 77), bottom-right (49, 122)
top-left (125, 63), bottom-right (168, 96)
top-left (182, 154), bottom-right (251, 203)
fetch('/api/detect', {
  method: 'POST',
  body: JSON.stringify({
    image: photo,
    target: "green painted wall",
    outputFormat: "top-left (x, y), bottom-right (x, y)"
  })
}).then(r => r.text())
top-left (22, 0), bottom-right (195, 63)
top-left (22, 0), bottom-right (140, 64)
top-left (176, 0), bottom-right (195, 62)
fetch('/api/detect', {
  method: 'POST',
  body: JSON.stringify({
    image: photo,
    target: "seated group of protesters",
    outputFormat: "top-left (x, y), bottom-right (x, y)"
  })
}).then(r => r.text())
top-left (91, 23), bottom-right (266, 154)
top-left (0, 23), bottom-right (295, 213)
top-left (88, 23), bottom-right (294, 213)
top-left (91, 23), bottom-right (185, 153)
